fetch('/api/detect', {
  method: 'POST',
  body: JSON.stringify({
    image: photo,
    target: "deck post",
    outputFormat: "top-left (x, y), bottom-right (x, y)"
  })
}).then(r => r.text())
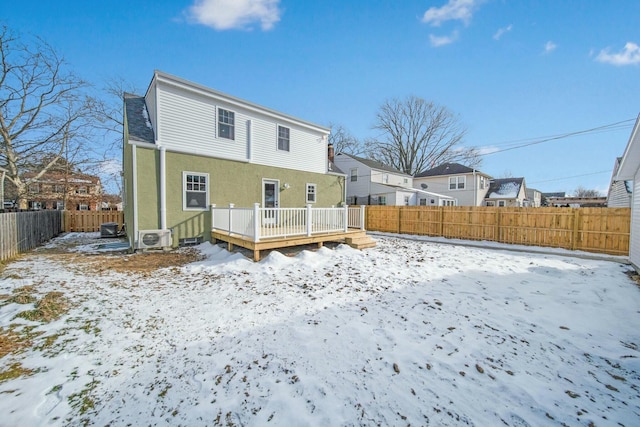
top-left (210, 204), bottom-right (216, 230)
top-left (306, 204), bottom-right (312, 236)
top-left (360, 205), bottom-right (365, 230)
top-left (228, 203), bottom-right (234, 236)
top-left (253, 203), bottom-right (261, 242)
top-left (344, 204), bottom-right (349, 232)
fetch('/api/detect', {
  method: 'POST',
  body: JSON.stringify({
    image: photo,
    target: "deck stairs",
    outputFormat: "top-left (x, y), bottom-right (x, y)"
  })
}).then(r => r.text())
top-left (345, 231), bottom-right (377, 249)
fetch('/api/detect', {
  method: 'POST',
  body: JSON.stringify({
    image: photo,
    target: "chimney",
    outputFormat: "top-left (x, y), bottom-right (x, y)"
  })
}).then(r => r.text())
top-left (328, 143), bottom-right (335, 163)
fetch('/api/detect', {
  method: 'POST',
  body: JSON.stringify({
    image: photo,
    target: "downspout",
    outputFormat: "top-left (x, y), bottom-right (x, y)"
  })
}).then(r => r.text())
top-left (159, 146), bottom-right (167, 230)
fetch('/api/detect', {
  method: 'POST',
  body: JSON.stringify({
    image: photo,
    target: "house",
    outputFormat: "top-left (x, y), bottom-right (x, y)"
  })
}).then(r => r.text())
top-left (541, 192), bottom-right (565, 206)
top-left (7, 170), bottom-right (103, 211)
top-left (615, 113), bottom-right (640, 270)
top-left (484, 177), bottom-right (527, 207)
top-left (607, 157), bottom-right (633, 208)
top-left (333, 153), bottom-right (454, 206)
top-left (413, 163), bottom-right (492, 206)
top-left (525, 187), bottom-right (542, 207)
top-left (123, 71), bottom-right (346, 250)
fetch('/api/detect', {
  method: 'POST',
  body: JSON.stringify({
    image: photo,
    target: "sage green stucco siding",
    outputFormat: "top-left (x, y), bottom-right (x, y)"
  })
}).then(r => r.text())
top-left (134, 150), bottom-right (345, 246)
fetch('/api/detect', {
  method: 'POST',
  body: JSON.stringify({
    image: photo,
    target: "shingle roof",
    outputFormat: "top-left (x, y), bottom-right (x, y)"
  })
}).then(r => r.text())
top-left (124, 93), bottom-right (155, 144)
top-left (415, 163), bottom-right (481, 177)
top-left (337, 153), bottom-right (409, 175)
top-left (485, 178), bottom-right (525, 199)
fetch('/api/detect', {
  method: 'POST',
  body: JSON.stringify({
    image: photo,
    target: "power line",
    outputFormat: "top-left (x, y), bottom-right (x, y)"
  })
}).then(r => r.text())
top-left (528, 170), bottom-right (611, 185)
top-left (478, 118), bottom-right (635, 156)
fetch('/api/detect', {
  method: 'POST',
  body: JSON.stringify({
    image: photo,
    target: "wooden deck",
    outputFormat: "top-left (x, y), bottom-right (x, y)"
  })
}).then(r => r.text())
top-left (211, 228), bottom-right (376, 261)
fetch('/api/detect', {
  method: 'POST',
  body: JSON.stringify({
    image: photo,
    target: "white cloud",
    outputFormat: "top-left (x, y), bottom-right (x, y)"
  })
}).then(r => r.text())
top-left (544, 41), bottom-right (557, 54)
top-left (429, 31), bottom-right (459, 47)
top-left (477, 145), bottom-right (500, 156)
top-left (493, 24), bottom-right (512, 41)
top-left (186, 0), bottom-right (281, 31)
top-left (422, 0), bottom-right (483, 27)
top-left (595, 42), bottom-right (640, 66)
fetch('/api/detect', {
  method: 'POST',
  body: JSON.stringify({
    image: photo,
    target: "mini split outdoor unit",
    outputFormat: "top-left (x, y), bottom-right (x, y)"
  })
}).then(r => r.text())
top-left (137, 230), bottom-right (172, 249)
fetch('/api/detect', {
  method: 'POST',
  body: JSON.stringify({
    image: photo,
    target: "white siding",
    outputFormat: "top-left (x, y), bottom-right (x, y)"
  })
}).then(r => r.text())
top-left (334, 155), bottom-right (373, 200)
top-left (631, 177), bottom-right (640, 268)
top-left (153, 80), bottom-right (327, 174)
top-left (145, 86), bottom-right (157, 139)
top-left (607, 181), bottom-right (632, 208)
top-left (414, 173), bottom-right (485, 206)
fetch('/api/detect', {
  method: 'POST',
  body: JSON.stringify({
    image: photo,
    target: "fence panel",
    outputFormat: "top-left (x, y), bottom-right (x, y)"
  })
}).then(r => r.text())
top-left (64, 211), bottom-right (124, 232)
top-left (0, 210), bottom-right (63, 262)
top-left (365, 206), bottom-right (631, 256)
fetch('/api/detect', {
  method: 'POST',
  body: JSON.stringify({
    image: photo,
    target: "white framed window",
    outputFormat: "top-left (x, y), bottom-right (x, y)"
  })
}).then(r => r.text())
top-left (383, 173), bottom-right (389, 184)
top-left (218, 108), bottom-right (235, 140)
top-left (419, 198), bottom-right (427, 206)
top-left (350, 168), bottom-right (358, 182)
top-left (479, 176), bottom-right (486, 189)
top-left (404, 196), bottom-right (410, 206)
top-left (183, 172), bottom-right (209, 210)
top-left (277, 125), bottom-right (290, 151)
top-left (403, 178), bottom-right (408, 184)
top-left (498, 200), bottom-right (506, 207)
top-left (56, 201), bottom-right (64, 210)
top-left (77, 186), bottom-right (87, 194)
top-left (78, 204), bottom-right (89, 211)
top-left (379, 196), bottom-right (387, 206)
top-left (486, 201), bottom-right (496, 207)
top-left (449, 176), bottom-right (466, 190)
top-left (442, 199), bottom-right (456, 206)
top-left (306, 183), bottom-right (317, 203)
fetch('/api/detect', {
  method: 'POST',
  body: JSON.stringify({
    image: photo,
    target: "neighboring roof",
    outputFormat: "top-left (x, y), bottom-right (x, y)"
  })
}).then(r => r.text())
top-left (369, 182), bottom-right (454, 199)
top-left (542, 192), bottom-right (566, 198)
top-left (486, 178), bottom-right (525, 199)
top-left (337, 153), bottom-right (410, 176)
top-left (617, 114), bottom-right (640, 180)
top-left (124, 93), bottom-right (155, 144)
top-left (415, 162), bottom-right (489, 178)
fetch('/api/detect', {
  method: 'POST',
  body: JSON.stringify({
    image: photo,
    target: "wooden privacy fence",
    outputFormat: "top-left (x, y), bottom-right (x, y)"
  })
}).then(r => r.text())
top-left (64, 210), bottom-right (124, 232)
top-left (0, 210), bottom-right (64, 262)
top-left (366, 206), bottom-right (631, 256)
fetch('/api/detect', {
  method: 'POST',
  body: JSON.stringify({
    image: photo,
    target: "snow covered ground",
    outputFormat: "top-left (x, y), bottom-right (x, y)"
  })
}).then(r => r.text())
top-left (1, 232), bottom-right (639, 426)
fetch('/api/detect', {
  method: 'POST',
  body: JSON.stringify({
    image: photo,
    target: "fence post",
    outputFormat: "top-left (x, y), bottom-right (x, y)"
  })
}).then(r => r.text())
top-left (571, 209), bottom-right (581, 250)
top-left (360, 205), bottom-right (365, 230)
top-left (253, 203), bottom-right (260, 242)
top-left (496, 209), bottom-right (502, 242)
top-left (438, 207), bottom-right (444, 237)
top-left (344, 204), bottom-right (349, 232)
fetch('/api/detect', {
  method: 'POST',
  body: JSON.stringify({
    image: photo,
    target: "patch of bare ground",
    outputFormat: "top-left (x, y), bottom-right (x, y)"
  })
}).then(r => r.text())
top-left (48, 249), bottom-right (204, 273)
top-left (625, 270), bottom-right (640, 288)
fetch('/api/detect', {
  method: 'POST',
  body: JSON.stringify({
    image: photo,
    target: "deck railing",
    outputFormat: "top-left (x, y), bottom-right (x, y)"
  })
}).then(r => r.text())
top-left (211, 204), bottom-right (365, 242)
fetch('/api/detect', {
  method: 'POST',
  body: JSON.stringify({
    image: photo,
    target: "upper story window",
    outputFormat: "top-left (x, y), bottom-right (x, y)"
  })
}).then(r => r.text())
top-left (449, 176), bottom-right (466, 190)
top-left (350, 168), bottom-right (358, 182)
top-left (183, 172), bottom-right (209, 210)
top-left (403, 178), bottom-right (409, 184)
top-left (383, 173), bottom-right (389, 184)
top-left (306, 183), bottom-right (317, 203)
top-left (479, 176), bottom-right (486, 189)
top-left (218, 108), bottom-right (235, 140)
top-left (77, 186), bottom-right (87, 194)
top-left (379, 196), bottom-right (387, 206)
top-left (277, 125), bottom-right (290, 151)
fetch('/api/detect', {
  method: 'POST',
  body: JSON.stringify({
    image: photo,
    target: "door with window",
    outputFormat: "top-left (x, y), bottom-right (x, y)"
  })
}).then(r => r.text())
top-left (262, 179), bottom-right (279, 225)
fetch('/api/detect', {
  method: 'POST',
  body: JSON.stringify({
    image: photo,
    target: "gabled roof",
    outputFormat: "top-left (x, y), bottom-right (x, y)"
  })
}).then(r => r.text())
top-left (485, 178), bottom-right (525, 199)
top-left (542, 192), bottom-right (566, 198)
top-left (617, 114), bottom-right (640, 180)
top-left (415, 162), bottom-right (490, 178)
top-left (337, 153), bottom-right (410, 176)
top-left (124, 93), bottom-right (155, 144)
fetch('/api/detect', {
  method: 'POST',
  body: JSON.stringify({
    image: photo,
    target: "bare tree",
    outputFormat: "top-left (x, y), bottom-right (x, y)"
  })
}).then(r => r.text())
top-left (0, 26), bottom-right (91, 208)
top-left (366, 96), bottom-right (480, 176)
top-left (328, 122), bottom-right (363, 156)
top-left (573, 186), bottom-right (602, 198)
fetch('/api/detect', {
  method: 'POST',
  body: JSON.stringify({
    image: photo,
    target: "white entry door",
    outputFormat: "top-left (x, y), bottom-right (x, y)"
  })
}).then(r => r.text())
top-left (262, 179), bottom-right (279, 225)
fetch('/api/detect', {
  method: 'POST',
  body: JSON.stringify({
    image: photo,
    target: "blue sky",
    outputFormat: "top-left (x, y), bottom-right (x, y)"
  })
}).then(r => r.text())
top-left (2, 0), bottom-right (639, 195)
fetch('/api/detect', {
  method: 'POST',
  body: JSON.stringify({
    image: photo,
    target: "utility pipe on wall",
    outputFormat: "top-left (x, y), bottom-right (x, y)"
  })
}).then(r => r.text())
top-left (159, 146), bottom-right (167, 230)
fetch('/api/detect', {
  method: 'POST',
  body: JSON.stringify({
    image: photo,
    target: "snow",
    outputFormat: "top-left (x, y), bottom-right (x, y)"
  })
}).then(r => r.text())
top-left (1, 233), bottom-right (639, 426)
top-left (488, 181), bottom-right (520, 198)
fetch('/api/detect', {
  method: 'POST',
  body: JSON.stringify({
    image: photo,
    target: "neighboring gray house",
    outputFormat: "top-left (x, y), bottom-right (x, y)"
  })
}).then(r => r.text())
top-left (607, 157), bottom-right (632, 208)
top-left (334, 153), bottom-right (454, 206)
top-left (484, 178), bottom-right (527, 207)
top-left (413, 163), bottom-right (492, 206)
top-left (525, 187), bottom-right (542, 207)
top-left (616, 114), bottom-right (640, 270)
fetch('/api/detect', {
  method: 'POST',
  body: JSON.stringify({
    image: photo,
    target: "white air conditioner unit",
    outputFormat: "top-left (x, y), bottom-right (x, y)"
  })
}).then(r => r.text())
top-left (137, 230), bottom-right (172, 249)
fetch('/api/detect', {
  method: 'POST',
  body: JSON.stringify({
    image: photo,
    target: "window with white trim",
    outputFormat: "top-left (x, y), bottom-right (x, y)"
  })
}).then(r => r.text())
top-left (78, 204), bottom-right (89, 211)
top-left (218, 108), bottom-right (235, 140)
top-left (56, 201), bottom-right (64, 210)
top-left (277, 125), bottom-right (290, 151)
top-left (183, 172), bottom-right (209, 210)
top-left (404, 196), bottom-right (410, 206)
top-left (480, 176), bottom-right (486, 189)
top-left (486, 201), bottom-right (496, 207)
top-left (419, 198), bottom-right (427, 206)
top-left (350, 168), bottom-right (358, 182)
top-left (379, 196), bottom-right (387, 206)
top-left (442, 199), bottom-right (456, 206)
top-left (498, 200), bottom-right (506, 207)
top-left (306, 183), bottom-right (317, 203)
top-left (77, 186), bottom-right (87, 194)
top-left (383, 173), bottom-right (389, 184)
top-left (449, 176), bottom-right (466, 190)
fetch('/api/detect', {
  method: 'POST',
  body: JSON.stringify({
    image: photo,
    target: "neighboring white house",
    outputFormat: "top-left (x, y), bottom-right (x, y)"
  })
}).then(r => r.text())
top-left (413, 163), bottom-right (492, 206)
top-left (334, 153), bottom-right (454, 206)
top-left (484, 178), bottom-right (527, 207)
top-left (616, 114), bottom-right (640, 270)
top-left (607, 157), bottom-right (633, 208)
top-left (525, 188), bottom-right (542, 207)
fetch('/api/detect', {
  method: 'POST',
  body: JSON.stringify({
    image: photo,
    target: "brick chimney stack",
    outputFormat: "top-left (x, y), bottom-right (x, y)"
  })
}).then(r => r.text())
top-left (328, 143), bottom-right (335, 163)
